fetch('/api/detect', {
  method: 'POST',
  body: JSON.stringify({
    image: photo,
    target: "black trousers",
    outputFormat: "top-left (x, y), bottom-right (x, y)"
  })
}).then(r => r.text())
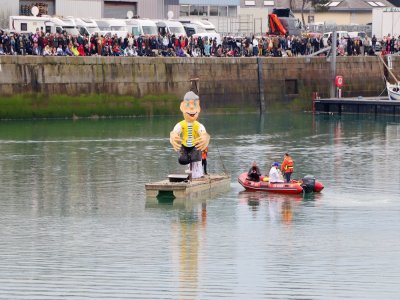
top-left (178, 145), bottom-right (202, 165)
top-left (202, 159), bottom-right (207, 174)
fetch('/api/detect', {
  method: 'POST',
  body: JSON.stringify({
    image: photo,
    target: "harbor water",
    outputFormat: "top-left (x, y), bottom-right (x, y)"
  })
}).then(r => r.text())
top-left (0, 112), bottom-right (399, 299)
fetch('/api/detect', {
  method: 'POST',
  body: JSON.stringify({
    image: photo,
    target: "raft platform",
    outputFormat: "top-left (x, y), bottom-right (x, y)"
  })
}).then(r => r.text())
top-left (145, 173), bottom-right (231, 198)
top-left (314, 96), bottom-right (400, 115)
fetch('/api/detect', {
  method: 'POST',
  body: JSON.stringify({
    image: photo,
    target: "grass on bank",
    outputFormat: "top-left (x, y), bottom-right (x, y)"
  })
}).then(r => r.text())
top-left (0, 94), bottom-right (181, 119)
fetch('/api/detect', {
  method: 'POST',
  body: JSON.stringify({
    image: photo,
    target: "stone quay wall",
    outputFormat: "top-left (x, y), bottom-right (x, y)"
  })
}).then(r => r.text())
top-left (0, 56), bottom-right (398, 111)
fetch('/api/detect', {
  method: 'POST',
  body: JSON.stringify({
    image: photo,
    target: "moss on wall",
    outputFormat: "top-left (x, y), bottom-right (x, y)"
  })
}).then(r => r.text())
top-left (0, 94), bottom-right (181, 120)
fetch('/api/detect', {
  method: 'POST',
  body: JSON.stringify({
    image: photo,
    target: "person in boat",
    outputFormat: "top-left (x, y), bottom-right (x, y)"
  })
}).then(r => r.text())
top-left (170, 91), bottom-right (210, 179)
top-left (269, 162), bottom-right (284, 183)
top-left (247, 161), bottom-right (261, 182)
top-left (281, 153), bottom-right (294, 183)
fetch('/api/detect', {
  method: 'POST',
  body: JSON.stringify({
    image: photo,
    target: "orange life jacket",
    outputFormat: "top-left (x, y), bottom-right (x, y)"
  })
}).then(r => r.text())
top-left (281, 157), bottom-right (294, 173)
top-left (202, 148), bottom-right (208, 160)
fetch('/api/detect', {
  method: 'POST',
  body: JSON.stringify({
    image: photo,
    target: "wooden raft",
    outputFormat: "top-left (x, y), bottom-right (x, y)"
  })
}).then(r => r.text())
top-left (145, 173), bottom-right (231, 198)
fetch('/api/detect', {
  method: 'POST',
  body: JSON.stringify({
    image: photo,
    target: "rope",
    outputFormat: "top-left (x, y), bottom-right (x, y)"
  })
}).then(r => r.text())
top-left (378, 54), bottom-right (400, 84)
top-left (376, 55), bottom-right (389, 97)
top-left (214, 138), bottom-right (229, 175)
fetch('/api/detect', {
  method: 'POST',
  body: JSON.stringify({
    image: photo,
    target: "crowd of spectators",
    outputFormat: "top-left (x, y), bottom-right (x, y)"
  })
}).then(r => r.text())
top-left (1, 29), bottom-right (399, 58)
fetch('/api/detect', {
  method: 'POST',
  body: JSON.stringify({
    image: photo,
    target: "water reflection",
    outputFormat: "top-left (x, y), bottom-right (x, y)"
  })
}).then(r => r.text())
top-left (145, 195), bottom-right (209, 300)
top-left (238, 191), bottom-right (308, 224)
top-left (238, 191), bottom-right (263, 212)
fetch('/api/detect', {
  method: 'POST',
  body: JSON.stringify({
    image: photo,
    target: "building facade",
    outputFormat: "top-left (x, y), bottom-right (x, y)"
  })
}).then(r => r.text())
top-left (176, 0), bottom-right (270, 35)
top-left (2, 0), bottom-right (397, 34)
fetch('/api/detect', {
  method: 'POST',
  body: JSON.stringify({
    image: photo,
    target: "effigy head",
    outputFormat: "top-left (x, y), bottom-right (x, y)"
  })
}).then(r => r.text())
top-left (180, 91), bottom-right (201, 123)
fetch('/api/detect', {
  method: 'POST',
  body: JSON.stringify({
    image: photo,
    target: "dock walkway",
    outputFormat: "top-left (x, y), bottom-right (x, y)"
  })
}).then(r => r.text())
top-left (314, 96), bottom-right (400, 115)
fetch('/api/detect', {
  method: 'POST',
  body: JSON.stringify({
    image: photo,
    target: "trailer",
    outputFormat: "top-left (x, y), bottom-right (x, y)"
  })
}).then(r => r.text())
top-left (9, 15), bottom-right (61, 34)
top-left (372, 7), bottom-right (400, 39)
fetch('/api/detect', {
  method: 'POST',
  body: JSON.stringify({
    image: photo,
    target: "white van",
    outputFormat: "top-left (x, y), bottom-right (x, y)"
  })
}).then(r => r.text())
top-left (348, 31), bottom-right (367, 39)
top-left (73, 18), bottom-right (100, 36)
top-left (155, 20), bottom-right (186, 37)
top-left (181, 21), bottom-right (221, 45)
top-left (190, 19), bottom-right (218, 35)
top-left (322, 31), bottom-right (349, 47)
top-left (125, 18), bottom-right (158, 37)
top-left (9, 15), bottom-right (61, 34)
top-left (94, 19), bottom-right (128, 38)
top-left (50, 17), bottom-right (80, 35)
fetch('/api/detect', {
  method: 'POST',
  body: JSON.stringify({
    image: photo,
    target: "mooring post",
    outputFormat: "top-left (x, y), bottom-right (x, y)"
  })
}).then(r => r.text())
top-left (312, 92), bottom-right (317, 113)
top-left (257, 57), bottom-right (266, 113)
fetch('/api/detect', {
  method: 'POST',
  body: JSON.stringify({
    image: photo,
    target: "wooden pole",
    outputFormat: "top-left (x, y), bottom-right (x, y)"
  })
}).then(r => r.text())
top-left (257, 57), bottom-right (266, 113)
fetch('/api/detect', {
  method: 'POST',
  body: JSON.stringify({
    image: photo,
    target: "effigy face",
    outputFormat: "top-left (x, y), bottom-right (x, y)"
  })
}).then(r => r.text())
top-left (180, 98), bottom-right (201, 123)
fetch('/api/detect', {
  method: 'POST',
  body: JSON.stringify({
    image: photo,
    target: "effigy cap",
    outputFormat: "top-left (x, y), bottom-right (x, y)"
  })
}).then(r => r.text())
top-left (183, 91), bottom-right (199, 101)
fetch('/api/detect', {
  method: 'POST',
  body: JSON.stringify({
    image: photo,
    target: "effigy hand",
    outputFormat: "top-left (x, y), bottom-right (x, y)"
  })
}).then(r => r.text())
top-left (194, 132), bottom-right (210, 151)
top-left (170, 131), bottom-right (182, 151)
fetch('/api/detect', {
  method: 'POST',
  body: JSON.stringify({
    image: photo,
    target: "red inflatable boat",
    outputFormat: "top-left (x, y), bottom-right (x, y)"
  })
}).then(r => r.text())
top-left (238, 173), bottom-right (324, 195)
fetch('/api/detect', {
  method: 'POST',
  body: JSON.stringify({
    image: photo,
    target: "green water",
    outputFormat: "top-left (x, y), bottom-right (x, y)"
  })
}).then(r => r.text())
top-left (0, 112), bottom-right (399, 299)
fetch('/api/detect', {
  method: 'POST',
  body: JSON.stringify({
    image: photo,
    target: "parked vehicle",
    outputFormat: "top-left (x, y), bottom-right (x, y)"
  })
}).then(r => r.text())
top-left (94, 19), bottom-right (128, 37)
top-left (180, 20), bottom-right (221, 45)
top-left (9, 15), bottom-right (61, 34)
top-left (50, 17), bottom-right (80, 35)
top-left (155, 20), bottom-right (186, 37)
top-left (322, 31), bottom-right (349, 47)
top-left (73, 18), bottom-right (100, 36)
top-left (348, 31), bottom-right (367, 39)
top-left (268, 8), bottom-right (303, 36)
top-left (372, 8), bottom-right (400, 40)
top-left (189, 19), bottom-right (219, 35)
top-left (125, 18), bottom-right (158, 37)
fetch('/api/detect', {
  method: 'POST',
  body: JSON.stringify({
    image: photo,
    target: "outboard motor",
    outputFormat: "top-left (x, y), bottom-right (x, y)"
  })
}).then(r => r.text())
top-left (301, 175), bottom-right (316, 193)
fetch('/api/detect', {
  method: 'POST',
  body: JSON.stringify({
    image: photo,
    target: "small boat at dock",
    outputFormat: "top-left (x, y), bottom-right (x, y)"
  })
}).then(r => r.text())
top-left (387, 81), bottom-right (400, 100)
top-left (238, 173), bottom-right (324, 194)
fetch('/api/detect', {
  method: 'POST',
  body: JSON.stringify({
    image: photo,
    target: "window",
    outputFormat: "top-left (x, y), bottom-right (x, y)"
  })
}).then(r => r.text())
top-left (308, 15), bottom-right (315, 23)
top-left (328, 1), bottom-right (341, 7)
top-left (21, 23), bottom-right (27, 31)
top-left (185, 27), bottom-right (195, 36)
top-left (228, 6), bottom-right (237, 17)
top-left (219, 6), bottom-right (227, 17)
top-left (131, 27), bottom-right (140, 36)
top-left (180, 5), bottom-right (189, 17)
top-left (198, 6), bottom-right (208, 17)
top-left (210, 6), bottom-right (218, 16)
top-left (264, 1), bottom-right (274, 5)
top-left (368, 1), bottom-right (386, 6)
top-left (245, 1), bottom-right (255, 6)
top-left (190, 5), bottom-right (199, 16)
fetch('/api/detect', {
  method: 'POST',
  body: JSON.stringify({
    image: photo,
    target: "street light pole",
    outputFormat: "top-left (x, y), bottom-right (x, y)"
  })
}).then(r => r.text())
top-left (330, 30), bottom-right (337, 98)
